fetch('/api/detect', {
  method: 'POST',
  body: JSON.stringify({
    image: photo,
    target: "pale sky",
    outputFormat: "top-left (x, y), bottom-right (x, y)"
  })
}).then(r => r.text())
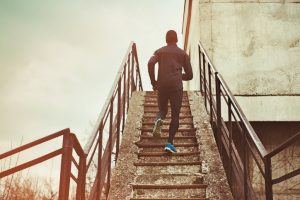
top-left (0, 0), bottom-right (184, 153)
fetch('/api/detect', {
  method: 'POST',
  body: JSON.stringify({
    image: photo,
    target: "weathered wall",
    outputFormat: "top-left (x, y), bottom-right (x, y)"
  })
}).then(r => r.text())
top-left (183, 0), bottom-right (300, 121)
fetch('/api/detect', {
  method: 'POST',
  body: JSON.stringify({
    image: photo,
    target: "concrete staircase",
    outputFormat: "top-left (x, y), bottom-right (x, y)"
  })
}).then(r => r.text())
top-left (130, 91), bottom-right (208, 200)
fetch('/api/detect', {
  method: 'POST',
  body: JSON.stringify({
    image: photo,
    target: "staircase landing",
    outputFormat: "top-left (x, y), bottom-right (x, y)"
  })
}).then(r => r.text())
top-left (108, 91), bottom-right (232, 200)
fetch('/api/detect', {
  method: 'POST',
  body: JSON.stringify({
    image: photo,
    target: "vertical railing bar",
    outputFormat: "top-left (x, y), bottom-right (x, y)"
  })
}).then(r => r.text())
top-left (208, 64), bottom-right (213, 123)
top-left (198, 45), bottom-right (203, 94)
top-left (127, 55), bottom-right (130, 112)
top-left (203, 54), bottom-right (207, 110)
top-left (215, 73), bottom-right (221, 147)
top-left (265, 157), bottom-right (273, 200)
top-left (116, 79), bottom-right (121, 162)
top-left (243, 129), bottom-right (248, 200)
top-left (58, 130), bottom-right (73, 200)
top-left (131, 48), bottom-right (135, 93)
top-left (106, 98), bottom-right (114, 199)
top-left (228, 99), bottom-right (233, 187)
top-left (96, 122), bottom-right (103, 200)
top-left (122, 65), bottom-right (127, 133)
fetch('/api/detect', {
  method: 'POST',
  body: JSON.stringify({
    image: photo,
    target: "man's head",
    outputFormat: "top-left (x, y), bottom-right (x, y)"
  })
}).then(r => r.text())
top-left (166, 30), bottom-right (178, 44)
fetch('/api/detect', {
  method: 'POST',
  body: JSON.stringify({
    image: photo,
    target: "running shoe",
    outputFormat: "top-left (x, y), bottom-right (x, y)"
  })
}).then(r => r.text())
top-left (164, 143), bottom-right (177, 153)
top-left (152, 118), bottom-right (163, 138)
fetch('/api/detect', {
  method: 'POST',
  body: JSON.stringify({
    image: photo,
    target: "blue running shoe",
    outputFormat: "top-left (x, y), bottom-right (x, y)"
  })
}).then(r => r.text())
top-left (152, 118), bottom-right (163, 138)
top-left (164, 143), bottom-right (177, 153)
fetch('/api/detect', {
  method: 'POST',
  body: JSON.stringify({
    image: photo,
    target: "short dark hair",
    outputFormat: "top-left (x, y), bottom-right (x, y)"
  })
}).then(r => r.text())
top-left (166, 30), bottom-right (178, 44)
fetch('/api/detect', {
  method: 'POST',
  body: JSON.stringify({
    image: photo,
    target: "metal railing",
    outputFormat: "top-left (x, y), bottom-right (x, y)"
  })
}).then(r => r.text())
top-left (198, 41), bottom-right (300, 200)
top-left (0, 42), bottom-right (143, 200)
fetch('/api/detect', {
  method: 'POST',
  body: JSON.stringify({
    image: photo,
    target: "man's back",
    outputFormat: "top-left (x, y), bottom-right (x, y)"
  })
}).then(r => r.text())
top-left (148, 44), bottom-right (193, 91)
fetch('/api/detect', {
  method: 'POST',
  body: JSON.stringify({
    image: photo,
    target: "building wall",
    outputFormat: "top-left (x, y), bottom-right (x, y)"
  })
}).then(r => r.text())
top-left (182, 0), bottom-right (300, 121)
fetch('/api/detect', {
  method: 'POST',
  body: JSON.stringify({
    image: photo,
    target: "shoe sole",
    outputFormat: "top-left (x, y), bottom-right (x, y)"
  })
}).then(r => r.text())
top-left (164, 147), bottom-right (176, 153)
top-left (152, 121), bottom-right (162, 138)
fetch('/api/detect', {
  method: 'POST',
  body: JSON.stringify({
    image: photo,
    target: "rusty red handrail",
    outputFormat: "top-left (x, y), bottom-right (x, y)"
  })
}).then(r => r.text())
top-left (0, 42), bottom-right (143, 200)
top-left (198, 41), bottom-right (300, 200)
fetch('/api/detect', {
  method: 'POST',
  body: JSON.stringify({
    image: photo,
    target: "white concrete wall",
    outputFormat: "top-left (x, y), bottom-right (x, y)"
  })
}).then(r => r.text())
top-left (183, 0), bottom-right (300, 121)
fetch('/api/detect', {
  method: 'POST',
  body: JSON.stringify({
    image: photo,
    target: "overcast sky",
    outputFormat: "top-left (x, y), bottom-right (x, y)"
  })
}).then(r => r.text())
top-left (0, 0), bottom-right (184, 153)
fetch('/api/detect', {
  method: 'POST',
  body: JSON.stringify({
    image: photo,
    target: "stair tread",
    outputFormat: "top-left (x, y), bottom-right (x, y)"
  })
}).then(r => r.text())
top-left (132, 184), bottom-right (208, 189)
top-left (134, 161), bottom-right (201, 166)
top-left (135, 142), bottom-right (198, 148)
top-left (141, 128), bottom-right (196, 132)
top-left (137, 151), bottom-right (200, 157)
top-left (131, 198), bottom-right (208, 200)
top-left (140, 136), bottom-right (196, 139)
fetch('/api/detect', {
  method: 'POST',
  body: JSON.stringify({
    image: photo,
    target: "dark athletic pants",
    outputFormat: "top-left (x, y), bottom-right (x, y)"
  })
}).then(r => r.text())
top-left (156, 89), bottom-right (183, 144)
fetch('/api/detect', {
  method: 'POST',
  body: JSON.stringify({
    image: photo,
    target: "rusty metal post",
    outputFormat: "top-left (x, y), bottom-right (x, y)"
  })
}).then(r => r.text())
top-left (265, 157), bottom-right (273, 200)
top-left (96, 122), bottom-right (103, 200)
top-left (131, 46), bottom-right (135, 93)
top-left (243, 132), bottom-right (248, 200)
top-left (127, 55), bottom-right (130, 112)
top-left (203, 55), bottom-right (207, 110)
top-left (228, 100), bottom-right (233, 186)
top-left (106, 98), bottom-right (114, 199)
top-left (76, 155), bottom-right (86, 200)
top-left (58, 130), bottom-right (73, 200)
top-left (122, 66), bottom-right (127, 133)
top-left (208, 64), bottom-right (213, 123)
top-left (198, 46), bottom-right (203, 94)
top-left (116, 79), bottom-right (121, 161)
top-left (215, 73), bottom-right (221, 145)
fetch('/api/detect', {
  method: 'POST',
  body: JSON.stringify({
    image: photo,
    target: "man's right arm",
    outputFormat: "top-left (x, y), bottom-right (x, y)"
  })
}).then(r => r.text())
top-left (148, 52), bottom-right (159, 89)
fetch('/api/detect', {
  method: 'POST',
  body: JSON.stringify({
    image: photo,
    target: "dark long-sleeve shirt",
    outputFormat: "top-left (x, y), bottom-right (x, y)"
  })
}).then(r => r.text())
top-left (148, 43), bottom-right (193, 91)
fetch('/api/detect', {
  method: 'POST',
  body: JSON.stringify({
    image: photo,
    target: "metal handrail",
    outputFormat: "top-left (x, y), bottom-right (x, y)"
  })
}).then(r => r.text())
top-left (198, 40), bottom-right (300, 200)
top-left (0, 42), bottom-right (143, 200)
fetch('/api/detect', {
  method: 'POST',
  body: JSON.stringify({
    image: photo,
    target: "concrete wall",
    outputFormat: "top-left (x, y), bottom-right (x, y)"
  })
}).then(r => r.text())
top-left (182, 0), bottom-right (300, 121)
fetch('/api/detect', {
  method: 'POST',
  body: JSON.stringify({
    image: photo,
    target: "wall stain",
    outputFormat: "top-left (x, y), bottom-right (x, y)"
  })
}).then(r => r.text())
top-left (290, 39), bottom-right (300, 48)
top-left (243, 37), bottom-right (255, 57)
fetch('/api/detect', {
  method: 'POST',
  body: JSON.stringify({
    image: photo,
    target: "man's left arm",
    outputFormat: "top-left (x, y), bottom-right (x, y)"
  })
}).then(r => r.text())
top-left (148, 52), bottom-right (159, 90)
top-left (182, 53), bottom-right (193, 81)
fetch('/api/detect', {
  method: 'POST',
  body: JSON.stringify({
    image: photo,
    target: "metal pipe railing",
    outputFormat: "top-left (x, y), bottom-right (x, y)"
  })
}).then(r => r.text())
top-left (0, 42), bottom-right (143, 200)
top-left (198, 41), bottom-right (300, 200)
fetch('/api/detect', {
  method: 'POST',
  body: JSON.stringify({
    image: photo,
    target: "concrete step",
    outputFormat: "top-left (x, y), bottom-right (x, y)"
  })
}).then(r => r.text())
top-left (140, 132), bottom-right (196, 138)
top-left (139, 146), bottom-right (198, 153)
top-left (142, 121), bottom-right (194, 126)
top-left (134, 174), bottom-right (204, 185)
top-left (132, 184), bottom-right (207, 199)
top-left (131, 198), bottom-right (208, 200)
top-left (141, 127), bottom-right (196, 133)
top-left (139, 136), bottom-right (197, 143)
top-left (142, 115), bottom-right (193, 119)
top-left (142, 125), bottom-right (194, 130)
top-left (136, 164), bottom-right (201, 175)
top-left (137, 153), bottom-right (200, 162)
top-left (135, 142), bottom-right (198, 148)
top-left (144, 103), bottom-right (191, 108)
top-left (144, 109), bottom-right (191, 113)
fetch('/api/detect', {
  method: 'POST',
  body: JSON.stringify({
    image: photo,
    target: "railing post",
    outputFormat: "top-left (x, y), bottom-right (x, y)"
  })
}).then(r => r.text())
top-left (106, 98), bottom-right (114, 199)
top-left (58, 129), bottom-right (73, 200)
top-left (215, 73), bottom-right (221, 145)
top-left (77, 155), bottom-right (86, 200)
top-left (127, 55), bottom-right (130, 112)
top-left (228, 99), bottom-right (233, 186)
top-left (97, 122), bottom-right (103, 200)
top-left (122, 65), bottom-right (127, 133)
top-left (208, 64), bottom-right (213, 123)
top-left (116, 79), bottom-right (121, 161)
top-left (198, 46), bottom-right (203, 94)
top-left (203, 54), bottom-right (207, 110)
top-left (243, 130), bottom-right (248, 200)
top-left (131, 46), bottom-right (136, 93)
top-left (265, 157), bottom-right (273, 200)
